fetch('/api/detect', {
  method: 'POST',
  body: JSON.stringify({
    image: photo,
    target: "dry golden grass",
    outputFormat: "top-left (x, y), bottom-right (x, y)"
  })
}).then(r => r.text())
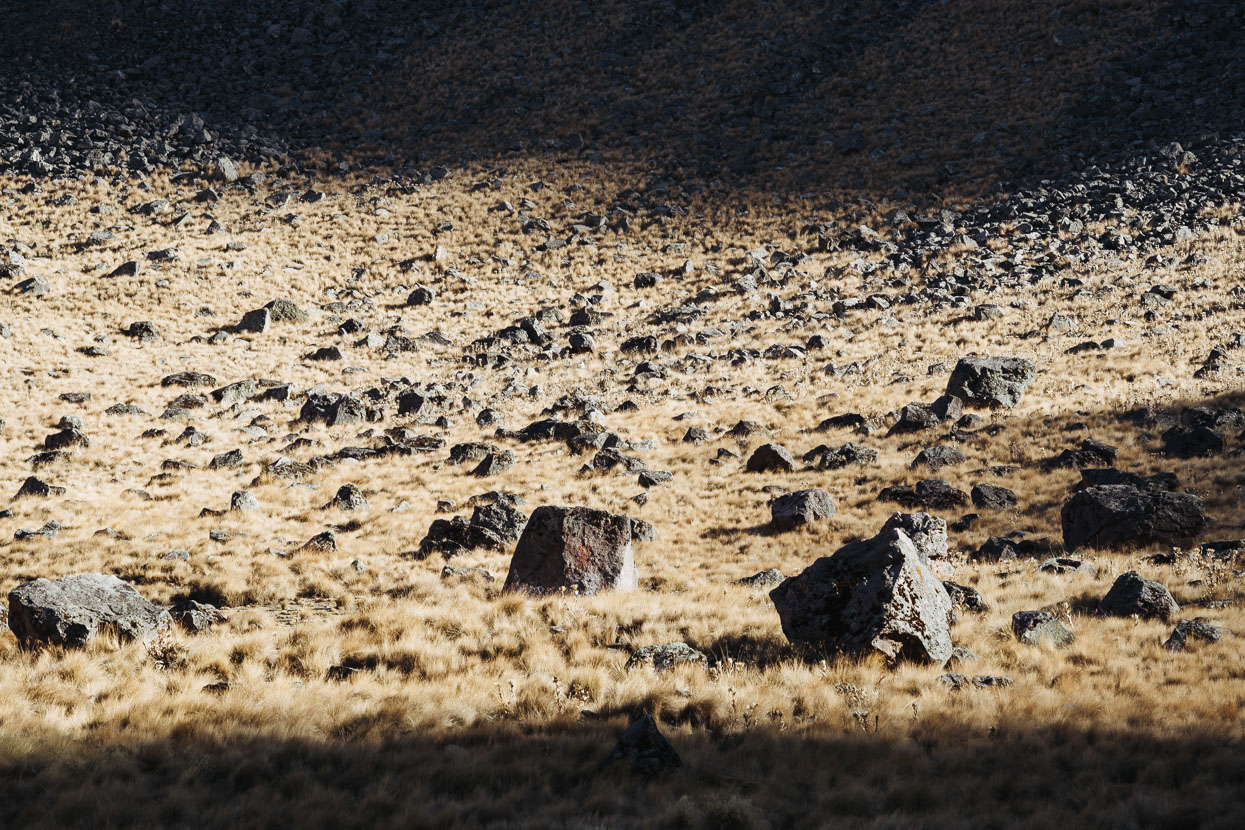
top-left (1, 163), bottom-right (1244, 828)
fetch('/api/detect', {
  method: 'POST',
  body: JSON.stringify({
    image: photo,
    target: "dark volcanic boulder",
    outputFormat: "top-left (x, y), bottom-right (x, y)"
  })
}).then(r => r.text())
top-left (746, 443), bottom-right (796, 473)
top-left (1164, 618), bottom-right (1228, 652)
top-left (770, 488), bottom-right (836, 531)
top-left (1099, 571), bottom-right (1179, 620)
top-left (769, 525), bottom-right (953, 664)
top-left (8, 573), bottom-right (171, 648)
top-left (1160, 425), bottom-right (1226, 458)
top-left (503, 505), bottom-right (637, 595)
top-left (1061, 485), bottom-right (1208, 551)
top-left (971, 483), bottom-right (1018, 510)
top-left (945, 356), bottom-right (1036, 409)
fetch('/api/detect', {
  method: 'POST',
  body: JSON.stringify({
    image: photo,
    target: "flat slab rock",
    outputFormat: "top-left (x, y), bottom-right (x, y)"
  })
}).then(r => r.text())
top-left (8, 573), bottom-right (171, 648)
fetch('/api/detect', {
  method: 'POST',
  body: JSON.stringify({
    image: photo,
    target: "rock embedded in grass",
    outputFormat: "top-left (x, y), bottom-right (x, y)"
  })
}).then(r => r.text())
top-left (770, 521), bottom-right (953, 665)
top-left (1011, 610), bottom-right (1074, 647)
top-left (503, 505), bottom-right (637, 596)
top-left (8, 573), bottom-right (171, 648)
top-left (769, 488), bottom-right (836, 531)
top-left (945, 356), bottom-right (1036, 409)
top-left (1099, 571), bottom-right (1179, 620)
top-left (1061, 485), bottom-right (1208, 551)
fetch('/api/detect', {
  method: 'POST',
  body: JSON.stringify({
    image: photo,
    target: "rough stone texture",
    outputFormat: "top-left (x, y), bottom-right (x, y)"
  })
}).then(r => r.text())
top-left (945, 356), bottom-right (1036, 409)
top-left (1061, 485), bottom-right (1208, 551)
top-left (624, 642), bottom-right (708, 673)
top-left (971, 483), bottom-right (1018, 510)
top-left (607, 714), bottom-right (680, 776)
top-left (770, 525), bottom-right (953, 665)
top-left (1099, 571), bottom-right (1179, 620)
top-left (503, 505), bottom-right (637, 595)
top-left (8, 573), bottom-right (171, 648)
top-left (1011, 610), bottom-right (1074, 647)
top-left (1164, 618), bottom-right (1228, 652)
top-left (769, 488), bottom-right (835, 531)
top-left (745, 443), bottom-right (796, 473)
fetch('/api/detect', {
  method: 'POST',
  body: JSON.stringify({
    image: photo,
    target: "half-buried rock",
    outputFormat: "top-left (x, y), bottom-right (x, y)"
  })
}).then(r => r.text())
top-left (8, 573), bottom-right (171, 648)
top-left (770, 488), bottom-right (835, 531)
top-left (503, 505), bottom-right (637, 595)
top-left (769, 521), bottom-right (953, 665)
top-left (1061, 485), bottom-right (1207, 551)
top-left (945, 356), bottom-right (1036, 409)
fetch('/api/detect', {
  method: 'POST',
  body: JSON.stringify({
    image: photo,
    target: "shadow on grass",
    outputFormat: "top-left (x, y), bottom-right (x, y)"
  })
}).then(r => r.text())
top-left (2, 0), bottom-right (1241, 203)
top-left (1, 716), bottom-right (1242, 828)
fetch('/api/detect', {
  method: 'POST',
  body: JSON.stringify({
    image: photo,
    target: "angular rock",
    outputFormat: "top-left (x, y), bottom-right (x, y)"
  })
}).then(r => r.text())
top-left (1061, 485), bottom-right (1207, 551)
top-left (770, 488), bottom-right (836, 531)
top-left (770, 524), bottom-right (953, 664)
top-left (503, 505), bottom-right (636, 595)
top-left (8, 573), bottom-right (171, 648)
top-left (945, 356), bottom-right (1036, 409)
top-left (745, 443), bottom-right (795, 473)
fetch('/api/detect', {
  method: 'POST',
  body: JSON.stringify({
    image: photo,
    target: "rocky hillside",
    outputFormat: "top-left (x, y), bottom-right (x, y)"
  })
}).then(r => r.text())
top-left (0, 1), bottom-right (1243, 828)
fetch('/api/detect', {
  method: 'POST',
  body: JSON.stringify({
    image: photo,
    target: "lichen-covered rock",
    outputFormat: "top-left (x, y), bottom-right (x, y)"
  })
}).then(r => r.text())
top-left (1011, 610), bottom-right (1074, 647)
top-left (769, 524), bottom-right (953, 665)
top-left (503, 505), bottom-right (636, 595)
top-left (8, 573), bottom-right (171, 648)
top-left (1061, 485), bottom-right (1207, 551)
top-left (945, 356), bottom-right (1036, 409)
top-left (770, 488), bottom-right (835, 531)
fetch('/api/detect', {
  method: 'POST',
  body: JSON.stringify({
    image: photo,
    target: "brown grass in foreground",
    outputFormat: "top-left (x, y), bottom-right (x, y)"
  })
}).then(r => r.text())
top-left (0, 166), bottom-right (1243, 828)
